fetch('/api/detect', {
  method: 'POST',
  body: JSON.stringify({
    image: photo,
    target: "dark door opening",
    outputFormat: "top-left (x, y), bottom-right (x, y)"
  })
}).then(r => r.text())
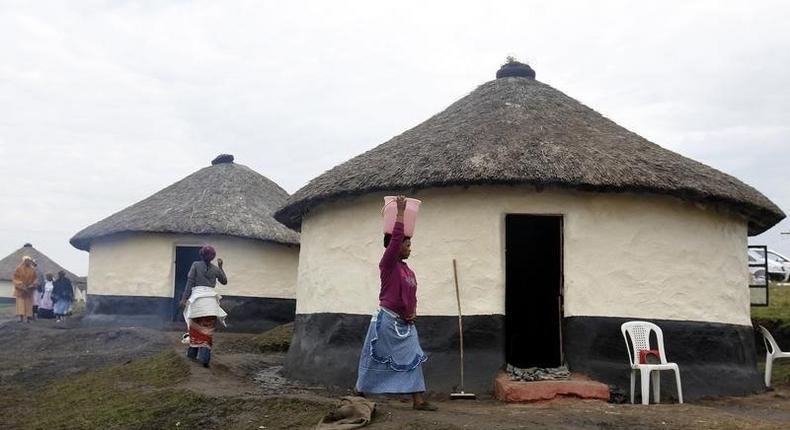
top-left (505, 214), bottom-right (563, 368)
top-left (173, 246), bottom-right (202, 321)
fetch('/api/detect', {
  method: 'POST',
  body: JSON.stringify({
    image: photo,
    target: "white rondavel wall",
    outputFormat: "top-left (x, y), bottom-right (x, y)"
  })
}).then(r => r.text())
top-left (296, 186), bottom-right (751, 326)
top-left (0, 280), bottom-right (14, 301)
top-left (88, 233), bottom-right (299, 300)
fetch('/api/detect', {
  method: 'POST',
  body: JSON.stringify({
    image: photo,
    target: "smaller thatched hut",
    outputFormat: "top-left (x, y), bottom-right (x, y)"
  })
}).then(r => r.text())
top-left (0, 243), bottom-right (84, 304)
top-left (70, 154), bottom-right (299, 331)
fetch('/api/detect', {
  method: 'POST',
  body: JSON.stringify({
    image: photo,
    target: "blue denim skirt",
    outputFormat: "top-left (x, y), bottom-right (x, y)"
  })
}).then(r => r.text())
top-left (53, 299), bottom-right (71, 316)
top-left (355, 308), bottom-right (428, 394)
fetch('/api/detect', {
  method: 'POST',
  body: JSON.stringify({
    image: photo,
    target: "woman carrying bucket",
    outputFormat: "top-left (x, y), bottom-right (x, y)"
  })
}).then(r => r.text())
top-left (355, 195), bottom-right (437, 411)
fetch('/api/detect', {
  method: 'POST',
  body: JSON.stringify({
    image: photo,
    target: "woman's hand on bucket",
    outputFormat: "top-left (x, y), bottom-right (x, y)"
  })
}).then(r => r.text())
top-left (396, 195), bottom-right (406, 221)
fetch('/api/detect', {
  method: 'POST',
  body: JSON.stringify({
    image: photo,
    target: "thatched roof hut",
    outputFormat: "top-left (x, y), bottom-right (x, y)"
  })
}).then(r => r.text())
top-left (71, 155), bottom-right (299, 331)
top-left (0, 243), bottom-right (83, 302)
top-left (275, 63), bottom-right (783, 235)
top-left (277, 61), bottom-right (784, 399)
top-left (72, 154), bottom-right (298, 250)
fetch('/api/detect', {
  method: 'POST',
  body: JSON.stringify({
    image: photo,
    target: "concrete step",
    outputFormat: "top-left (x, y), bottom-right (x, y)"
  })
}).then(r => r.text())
top-left (494, 371), bottom-right (610, 403)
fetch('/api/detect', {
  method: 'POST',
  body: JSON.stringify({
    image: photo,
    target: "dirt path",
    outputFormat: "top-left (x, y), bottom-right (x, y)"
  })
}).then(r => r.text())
top-left (2, 319), bottom-right (789, 429)
top-left (169, 331), bottom-right (324, 398)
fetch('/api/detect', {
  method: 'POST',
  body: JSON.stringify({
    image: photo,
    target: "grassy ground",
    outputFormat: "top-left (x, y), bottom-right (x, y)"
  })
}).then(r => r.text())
top-left (0, 351), bottom-right (327, 430)
top-left (752, 283), bottom-right (790, 320)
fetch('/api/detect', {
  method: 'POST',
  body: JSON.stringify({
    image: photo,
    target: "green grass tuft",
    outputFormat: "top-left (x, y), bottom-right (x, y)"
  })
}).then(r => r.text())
top-left (120, 349), bottom-right (191, 387)
top-left (252, 322), bottom-right (294, 353)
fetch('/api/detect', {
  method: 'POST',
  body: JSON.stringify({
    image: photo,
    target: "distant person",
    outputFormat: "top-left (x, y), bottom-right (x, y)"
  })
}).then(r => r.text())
top-left (37, 273), bottom-right (55, 319)
top-left (31, 259), bottom-right (45, 320)
top-left (179, 245), bottom-right (228, 367)
top-left (355, 196), bottom-right (436, 411)
top-left (52, 271), bottom-right (74, 322)
top-left (12, 256), bottom-right (38, 323)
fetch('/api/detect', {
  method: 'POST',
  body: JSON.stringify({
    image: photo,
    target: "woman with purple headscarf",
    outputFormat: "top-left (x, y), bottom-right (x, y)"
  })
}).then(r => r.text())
top-left (179, 245), bottom-right (228, 367)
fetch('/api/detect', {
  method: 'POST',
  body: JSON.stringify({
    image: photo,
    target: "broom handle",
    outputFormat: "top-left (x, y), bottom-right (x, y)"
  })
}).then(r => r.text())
top-left (453, 259), bottom-right (465, 391)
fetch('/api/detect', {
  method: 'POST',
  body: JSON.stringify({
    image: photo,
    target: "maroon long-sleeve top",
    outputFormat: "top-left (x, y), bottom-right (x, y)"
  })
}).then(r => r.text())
top-left (378, 221), bottom-right (417, 320)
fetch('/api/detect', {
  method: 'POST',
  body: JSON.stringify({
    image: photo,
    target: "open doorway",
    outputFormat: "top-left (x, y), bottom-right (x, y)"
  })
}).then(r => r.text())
top-left (505, 214), bottom-right (563, 368)
top-left (173, 246), bottom-right (202, 321)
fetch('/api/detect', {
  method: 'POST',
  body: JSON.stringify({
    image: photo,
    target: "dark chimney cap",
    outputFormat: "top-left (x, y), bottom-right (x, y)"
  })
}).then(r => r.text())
top-left (211, 154), bottom-right (235, 165)
top-left (496, 58), bottom-right (535, 80)
top-left (23, 243), bottom-right (32, 247)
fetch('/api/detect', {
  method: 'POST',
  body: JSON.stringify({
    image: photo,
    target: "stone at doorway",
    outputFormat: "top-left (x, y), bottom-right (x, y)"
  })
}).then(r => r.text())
top-left (494, 371), bottom-right (610, 402)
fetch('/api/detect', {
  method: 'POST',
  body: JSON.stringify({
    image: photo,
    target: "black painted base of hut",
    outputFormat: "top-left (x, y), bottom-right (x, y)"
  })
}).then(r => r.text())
top-left (285, 313), bottom-right (764, 399)
top-left (84, 294), bottom-right (295, 333)
top-left (285, 313), bottom-right (505, 394)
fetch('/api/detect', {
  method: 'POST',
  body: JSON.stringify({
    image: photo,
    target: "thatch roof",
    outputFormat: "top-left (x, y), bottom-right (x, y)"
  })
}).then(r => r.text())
top-left (0, 244), bottom-right (82, 283)
top-left (71, 155), bottom-right (299, 251)
top-left (276, 63), bottom-right (784, 235)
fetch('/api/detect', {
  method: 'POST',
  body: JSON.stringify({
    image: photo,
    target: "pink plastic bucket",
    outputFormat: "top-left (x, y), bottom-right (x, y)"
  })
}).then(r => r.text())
top-left (382, 196), bottom-right (421, 237)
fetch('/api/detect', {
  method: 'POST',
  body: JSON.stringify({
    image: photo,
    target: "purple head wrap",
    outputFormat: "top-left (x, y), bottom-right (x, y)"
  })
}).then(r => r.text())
top-left (199, 245), bottom-right (216, 263)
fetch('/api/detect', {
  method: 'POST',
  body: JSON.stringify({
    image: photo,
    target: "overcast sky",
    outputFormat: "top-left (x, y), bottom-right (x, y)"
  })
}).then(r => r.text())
top-left (1, 1), bottom-right (788, 275)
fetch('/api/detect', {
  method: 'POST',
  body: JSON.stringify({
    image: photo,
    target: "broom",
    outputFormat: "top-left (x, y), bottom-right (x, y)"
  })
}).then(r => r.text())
top-left (450, 259), bottom-right (476, 400)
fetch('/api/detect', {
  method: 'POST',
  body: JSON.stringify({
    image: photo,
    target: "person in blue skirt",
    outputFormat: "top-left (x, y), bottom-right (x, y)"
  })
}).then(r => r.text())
top-left (355, 195), bottom-right (437, 411)
top-left (52, 271), bottom-right (75, 322)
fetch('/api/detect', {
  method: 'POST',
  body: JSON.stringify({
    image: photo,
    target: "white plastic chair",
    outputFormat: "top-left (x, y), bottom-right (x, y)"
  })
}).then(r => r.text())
top-left (758, 325), bottom-right (790, 388)
top-left (621, 321), bottom-right (683, 405)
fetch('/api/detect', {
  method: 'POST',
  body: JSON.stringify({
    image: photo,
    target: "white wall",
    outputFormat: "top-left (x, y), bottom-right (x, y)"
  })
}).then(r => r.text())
top-left (88, 233), bottom-right (298, 299)
top-left (295, 186), bottom-right (751, 326)
top-left (0, 280), bottom-right (13, 300)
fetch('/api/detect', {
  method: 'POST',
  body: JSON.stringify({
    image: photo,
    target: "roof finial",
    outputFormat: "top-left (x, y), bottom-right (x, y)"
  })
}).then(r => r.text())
top-left (496, 57), bottom-right (535, 80)
top-left (212, 154), bottom-right (235, 165)
top-left (23, 243), bottom-right (32, 247)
